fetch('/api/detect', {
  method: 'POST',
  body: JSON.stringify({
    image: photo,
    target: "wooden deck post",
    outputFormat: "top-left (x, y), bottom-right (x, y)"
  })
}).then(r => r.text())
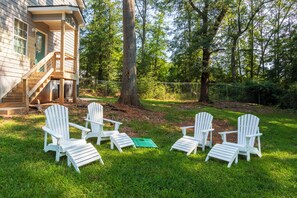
top-left (73, 27), bottom-right (79, 103)
top-left (59, 79), bottom-right (65, 105)
top-left (23, 79), bottom-right (29, 112)
top-left (73, 27), bottom-right (79, 74)
top-left (60, 13), bottom-right (66, 105)
top-left (73, 80), bottom-right (77, 103)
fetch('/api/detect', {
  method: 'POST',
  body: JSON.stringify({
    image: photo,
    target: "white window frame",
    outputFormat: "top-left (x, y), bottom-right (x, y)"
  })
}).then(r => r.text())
top-left (13, 17), bottom-right (28, 56)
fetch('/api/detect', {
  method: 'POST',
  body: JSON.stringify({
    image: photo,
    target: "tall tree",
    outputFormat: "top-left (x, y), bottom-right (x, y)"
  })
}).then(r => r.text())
top-left (189, 0), bottom-right (229, 102)
top-left (227, 0), bottom-right (268, 82)
top-left (80, 0), bottom-right (122, 82)
top-left (119, 0), bottom-right (140, 105)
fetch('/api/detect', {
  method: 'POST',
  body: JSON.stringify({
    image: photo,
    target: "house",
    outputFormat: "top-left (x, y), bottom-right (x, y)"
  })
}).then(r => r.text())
top-left (0, 0), bottom-right (85, 115)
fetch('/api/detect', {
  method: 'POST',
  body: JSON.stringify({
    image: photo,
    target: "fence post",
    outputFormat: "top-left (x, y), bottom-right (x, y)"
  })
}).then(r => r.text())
top-left (164, 82), bottom-right (166, 101)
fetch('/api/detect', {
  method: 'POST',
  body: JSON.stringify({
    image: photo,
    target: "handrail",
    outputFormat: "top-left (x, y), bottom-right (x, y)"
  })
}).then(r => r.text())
top-left (55, 51), bottom-right (74, 59)
top-left (28, 68), bottom-right (54, 97)
top-left (22, 52), bottom-right (55, 80)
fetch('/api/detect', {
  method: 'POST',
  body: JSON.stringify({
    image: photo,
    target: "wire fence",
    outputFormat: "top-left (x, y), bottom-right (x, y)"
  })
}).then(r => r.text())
top-left (80, 79), bottom-right (269, 103)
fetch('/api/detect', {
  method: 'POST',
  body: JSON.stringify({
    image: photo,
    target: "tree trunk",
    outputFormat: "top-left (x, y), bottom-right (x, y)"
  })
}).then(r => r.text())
top-left (249, 0), bottom-right (254, 79)
top-left (231, 36), bottom-right (238, 82)
top-left (141, 0), bottom-right (147, 69)
top-left (118, 0), bottom-right (140, 106)
top-left (199, 48), bottom-right (210, 102)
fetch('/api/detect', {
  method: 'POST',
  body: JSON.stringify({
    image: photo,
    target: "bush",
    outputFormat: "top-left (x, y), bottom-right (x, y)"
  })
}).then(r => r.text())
top-left (241, 80), bottom-right (282, 105)
top-left (279, 83), bottom-right (297, 109)
top-left (137, 77), bottom-right (167, 99)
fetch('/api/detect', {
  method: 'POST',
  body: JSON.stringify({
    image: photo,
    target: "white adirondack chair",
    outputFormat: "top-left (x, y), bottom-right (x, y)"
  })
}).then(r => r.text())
top-left (219, 114), bottom-right (262, 161)
top-left (171, 112), bottom-right (214, 155)
top-left (85, 102), bottom-right (121, 145)
top-left (42, 105), bottom-right (90, 162)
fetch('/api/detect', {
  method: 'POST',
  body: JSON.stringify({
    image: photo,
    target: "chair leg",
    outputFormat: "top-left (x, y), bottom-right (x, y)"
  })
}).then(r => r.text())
top-left (96, 137), bottom-right (101, 145)
top-left (111, 141), bottom-right (114, 150)
top-left (202, 144), bottom-right (205, 152)
top-left (55, 152), bottom-right (60, 162)
top-left (67, 158), bottom-right (71, 167)
top-left (247, 151), bottom-right (251, 161)
top-left (258, 137), bottom-right (262, 157)
top-left (194, 147), bottom-right (197, 154)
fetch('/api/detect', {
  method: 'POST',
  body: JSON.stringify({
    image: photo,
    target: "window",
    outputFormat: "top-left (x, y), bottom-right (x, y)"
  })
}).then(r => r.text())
top-left (14, 18), bottom-right (28, 55)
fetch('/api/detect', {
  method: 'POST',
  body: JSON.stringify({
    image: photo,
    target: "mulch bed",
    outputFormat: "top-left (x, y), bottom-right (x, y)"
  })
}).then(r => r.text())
top-left (26, 99), bottom-right (275, 143)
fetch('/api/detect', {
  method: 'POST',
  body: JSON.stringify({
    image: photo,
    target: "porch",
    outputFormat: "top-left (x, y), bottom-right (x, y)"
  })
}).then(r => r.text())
top-left (0, 5), bottom-right (84, 115)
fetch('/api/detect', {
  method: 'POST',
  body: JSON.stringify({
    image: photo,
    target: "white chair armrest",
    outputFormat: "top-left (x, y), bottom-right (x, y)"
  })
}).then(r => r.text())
top-left (246, 133), bottom-right (263, 138)
top-left (180, 126), bottom-right (195, 136)
top-left (180, 126), bottom-right (195, 130)
top-left (69, 122), bottom-right (91, 132)
top-left (218, 130), bottom-right (238, 135)
top-left (103, 118), bottom-right (122, 125)
top-left (84, 119), bottom-right (104, 126)
top-left (201, 128), bottom-right (214, 133)
top-left (219, 130), bottom-right (238, 143)
top-left (42, 126), bottom-right (62, 139)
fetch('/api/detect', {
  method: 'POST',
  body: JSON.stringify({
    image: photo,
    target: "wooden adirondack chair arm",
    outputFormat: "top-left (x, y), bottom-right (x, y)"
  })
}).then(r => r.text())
top-left (103, 118), bottom-right (122, 125)
top-left (69, 122), bottom-right (91, 132)
top-left (84, 119), bottom-right (104, 127)
top-left (180, 126), bottom-right (195, 136)
top-left (42, 126), bottom-right (62, 139)
top-left (246, 133), bottom-right (263, 138)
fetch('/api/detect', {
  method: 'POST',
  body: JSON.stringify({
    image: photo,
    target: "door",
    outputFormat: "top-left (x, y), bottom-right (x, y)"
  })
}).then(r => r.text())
top-left (35, 31), bottom-right (46, 64)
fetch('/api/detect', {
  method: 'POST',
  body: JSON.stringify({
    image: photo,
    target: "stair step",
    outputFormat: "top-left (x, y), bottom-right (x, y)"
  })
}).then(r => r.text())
top-left (2, 97), bottom-right (23, 102)
top-left (7, 92), bottom-right (23, 97)
top-left (0, 102), bottom-right (25, 108)
top-left (0, 107), bottom-right (26, 115)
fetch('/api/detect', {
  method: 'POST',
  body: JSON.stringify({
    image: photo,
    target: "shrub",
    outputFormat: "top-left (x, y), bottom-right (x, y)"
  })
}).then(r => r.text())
top-left (137, 77), bottom-right (166, 100)
top-left (279, 83), bottom-right (297, 109)
top-left (241, 80), bottom-right (281, 105)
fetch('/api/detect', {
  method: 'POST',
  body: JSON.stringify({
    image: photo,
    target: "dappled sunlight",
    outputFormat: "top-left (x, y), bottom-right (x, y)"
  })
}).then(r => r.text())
top-left (0, 100), bottom-right (296, 196)
top-left (268, 121), bottom-right (297, 129)
top-left (264, 151), bottom-right (297, 160)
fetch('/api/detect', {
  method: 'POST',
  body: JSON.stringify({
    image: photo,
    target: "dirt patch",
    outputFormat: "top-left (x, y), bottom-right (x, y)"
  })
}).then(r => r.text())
top-left (30, 100), bottom-right (251, 143)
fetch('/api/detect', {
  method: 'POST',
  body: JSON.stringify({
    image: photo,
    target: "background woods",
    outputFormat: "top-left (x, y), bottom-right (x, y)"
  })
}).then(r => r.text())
top-left (80, 0), bottom-right (297, 108)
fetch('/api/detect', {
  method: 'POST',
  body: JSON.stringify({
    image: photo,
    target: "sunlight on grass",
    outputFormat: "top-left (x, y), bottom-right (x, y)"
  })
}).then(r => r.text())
top-left (0, 100), bottom-right (296, 197)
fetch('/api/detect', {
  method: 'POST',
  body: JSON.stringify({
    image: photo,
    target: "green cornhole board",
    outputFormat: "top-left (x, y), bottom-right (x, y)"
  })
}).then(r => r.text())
top-left (132, 138), bottom-right (158, 148)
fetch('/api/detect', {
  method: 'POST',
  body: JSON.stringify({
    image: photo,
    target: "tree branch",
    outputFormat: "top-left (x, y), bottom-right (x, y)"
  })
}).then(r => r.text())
top-left (188, 0), bottom-right (203, 16)
top-left (210, 48), bottom-right (225, 54)
top-left (240, 0), bottom-right (273, 34)
top-left (135, 0), bottom-right (144, 20)
top-left (209, 5), bottom-right (228, 40)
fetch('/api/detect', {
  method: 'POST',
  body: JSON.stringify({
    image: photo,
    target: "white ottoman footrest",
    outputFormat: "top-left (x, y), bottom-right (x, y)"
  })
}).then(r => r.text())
top-left (110, 133), bottom-right (136, 152)
top-left (205, 144), bottom-right (239, 168)
top-left (66, 143), bottom-right (104, 173)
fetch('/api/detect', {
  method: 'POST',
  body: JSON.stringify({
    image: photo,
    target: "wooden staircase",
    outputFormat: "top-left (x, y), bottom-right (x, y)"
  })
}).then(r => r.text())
top-left (0, 52), bottom-right (56, 115)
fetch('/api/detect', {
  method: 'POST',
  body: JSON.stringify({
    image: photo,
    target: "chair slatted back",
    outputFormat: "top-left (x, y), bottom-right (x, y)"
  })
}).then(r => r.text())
top-left (237, 114), bottom-right (260, 147)
top-left (44, 105), bottom-right (70, 144)
top-left (194, 112), bottom-right (213, 140)
top-left (87, 102), bottom-right (104, 133)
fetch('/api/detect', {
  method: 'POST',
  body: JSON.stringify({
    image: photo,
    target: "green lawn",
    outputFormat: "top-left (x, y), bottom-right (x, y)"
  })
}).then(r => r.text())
top-left (0, 99), bottom-right (296, 197)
